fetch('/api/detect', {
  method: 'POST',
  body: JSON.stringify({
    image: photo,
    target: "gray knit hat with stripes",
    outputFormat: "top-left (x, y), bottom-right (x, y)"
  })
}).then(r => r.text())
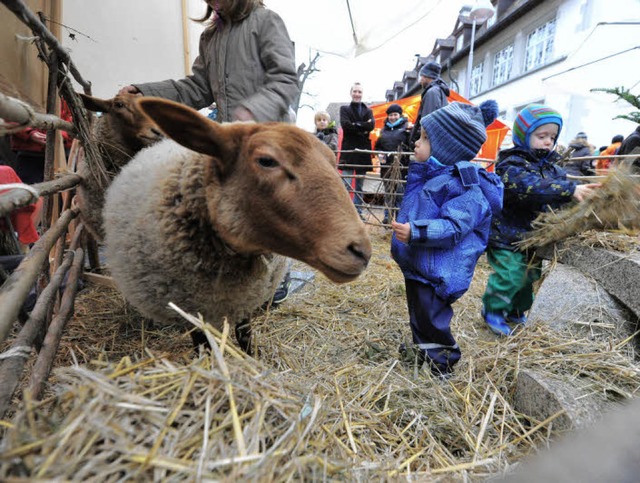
top-left (420, 100), bottom-right (498, 166)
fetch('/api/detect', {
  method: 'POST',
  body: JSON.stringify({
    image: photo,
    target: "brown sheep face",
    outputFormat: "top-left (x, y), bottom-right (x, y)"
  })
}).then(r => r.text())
top-left (138, 97), bottom-right (372, 283)
top-left (80, 93), bottom-right (163, 158)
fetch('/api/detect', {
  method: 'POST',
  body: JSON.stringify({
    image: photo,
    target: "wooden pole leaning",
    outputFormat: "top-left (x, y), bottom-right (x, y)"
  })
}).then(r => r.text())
top-left (0, 251), bottom-right (74, 418)
top-left (0, 207), bottom-right (78, 346)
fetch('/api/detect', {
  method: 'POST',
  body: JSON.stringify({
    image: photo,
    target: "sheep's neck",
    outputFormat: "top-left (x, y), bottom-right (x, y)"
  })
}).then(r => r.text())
top-left (159, 160), bottom-right (260, 275)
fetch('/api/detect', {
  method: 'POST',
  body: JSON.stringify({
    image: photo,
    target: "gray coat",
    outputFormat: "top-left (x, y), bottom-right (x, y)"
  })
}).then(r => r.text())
top-left (134, 7), bottom-right (299, 123)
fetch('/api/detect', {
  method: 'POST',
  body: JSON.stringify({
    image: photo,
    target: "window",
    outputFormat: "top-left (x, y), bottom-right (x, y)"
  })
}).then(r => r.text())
top-left (524, 19), bottom-right (556, 72)
top-left (470, 61), bottom-right (484, 96)
top-left (493, 44), bottom-right (514, 86)
top-left (456, 35), bottom-right (464, 52)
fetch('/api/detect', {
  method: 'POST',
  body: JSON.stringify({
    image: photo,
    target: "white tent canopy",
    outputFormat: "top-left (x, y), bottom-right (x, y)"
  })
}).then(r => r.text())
top-left (267, 0), bottom-right (454, 58)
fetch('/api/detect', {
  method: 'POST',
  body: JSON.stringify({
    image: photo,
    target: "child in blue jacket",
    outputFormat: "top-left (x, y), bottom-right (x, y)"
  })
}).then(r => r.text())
top-left (391, 101), bottom-right (504, 378)
top-left (481, 104), bottom-right (600, 335)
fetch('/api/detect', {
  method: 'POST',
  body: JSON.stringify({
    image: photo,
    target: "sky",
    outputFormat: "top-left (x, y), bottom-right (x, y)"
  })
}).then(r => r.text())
top-left (265, 0), bottom-right (466, 130)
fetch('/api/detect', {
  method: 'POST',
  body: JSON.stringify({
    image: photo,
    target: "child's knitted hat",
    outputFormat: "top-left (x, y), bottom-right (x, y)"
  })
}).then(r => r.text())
top-left (513, 104), bottom-right (563, 148)
top-left (420, 100), bottom-right (499, 166)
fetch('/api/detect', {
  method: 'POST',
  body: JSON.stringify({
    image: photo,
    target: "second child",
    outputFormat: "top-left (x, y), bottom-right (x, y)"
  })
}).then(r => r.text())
top-left (481, 104), bottom-right (601, 335)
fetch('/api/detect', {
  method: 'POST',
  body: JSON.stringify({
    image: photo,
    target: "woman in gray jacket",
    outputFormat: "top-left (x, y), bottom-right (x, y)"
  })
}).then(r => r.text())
top-left (119, 0), bottom-right (299, 123)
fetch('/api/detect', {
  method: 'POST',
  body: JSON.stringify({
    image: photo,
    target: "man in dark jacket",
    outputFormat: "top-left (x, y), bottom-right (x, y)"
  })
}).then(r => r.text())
top-left (339, 82), bottom-right (374, 217)
top-left (409, 61), bottom-right (450, 148)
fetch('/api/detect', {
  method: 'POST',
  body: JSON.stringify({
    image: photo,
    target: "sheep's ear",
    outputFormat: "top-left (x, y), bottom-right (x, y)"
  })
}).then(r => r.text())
top-left (79, 93), bottom-right (112, 113)
top-left (136, 97), bottom-right (233, 159)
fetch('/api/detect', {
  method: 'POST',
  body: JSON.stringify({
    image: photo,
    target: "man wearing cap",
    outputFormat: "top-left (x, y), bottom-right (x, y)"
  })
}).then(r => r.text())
top-left (409, 61), bottom-right (450, 149)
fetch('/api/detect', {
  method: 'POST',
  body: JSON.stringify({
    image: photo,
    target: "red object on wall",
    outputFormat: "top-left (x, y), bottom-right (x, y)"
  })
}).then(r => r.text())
top-left (0, 166), bottom-right (40, 244)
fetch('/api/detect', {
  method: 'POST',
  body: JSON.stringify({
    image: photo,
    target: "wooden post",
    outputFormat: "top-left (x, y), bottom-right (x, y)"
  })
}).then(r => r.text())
top-left (28, 245), bottom-right (84, 401)
top-left (181, 0), bottom-right (192, 76)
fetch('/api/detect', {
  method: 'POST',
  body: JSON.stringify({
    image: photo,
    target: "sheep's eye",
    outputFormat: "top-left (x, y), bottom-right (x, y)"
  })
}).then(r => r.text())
top-left (257, 156), bottom-right (278, 168)
top-left (114, 101), bottom-right (125, 109)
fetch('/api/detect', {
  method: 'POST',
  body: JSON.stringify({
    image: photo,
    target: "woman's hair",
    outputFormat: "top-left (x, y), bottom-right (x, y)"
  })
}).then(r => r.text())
top-left (314, 111), bottom-right (331, 123)
top-left (196, 0), bottom-right (264, 26)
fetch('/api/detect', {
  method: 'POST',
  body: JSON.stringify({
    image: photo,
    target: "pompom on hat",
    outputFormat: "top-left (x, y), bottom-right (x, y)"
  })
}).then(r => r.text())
top-left (386, 103), bottom-right (403, 115)
top-left (512, 104), bottom-right (563, 148)
top-left (420, 100), bottom-right (499, 166)
top-left (419, 61), bottom-right (441, 79)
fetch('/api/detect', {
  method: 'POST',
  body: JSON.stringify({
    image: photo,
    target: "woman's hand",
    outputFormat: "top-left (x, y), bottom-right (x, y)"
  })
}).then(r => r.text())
top-left (118, 85), bottom-right (141, 96)
top-left (232, 106), bottom-right (255, 122)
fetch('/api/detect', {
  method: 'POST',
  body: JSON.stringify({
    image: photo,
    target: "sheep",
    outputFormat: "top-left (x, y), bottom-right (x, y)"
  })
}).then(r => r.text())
top-left (103, 98), bottom-right (372, 351)
top-left (76, 93), bottom-right (163, 240)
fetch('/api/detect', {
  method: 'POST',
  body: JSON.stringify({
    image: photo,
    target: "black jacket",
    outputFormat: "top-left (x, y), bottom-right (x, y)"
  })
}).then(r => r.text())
top-left (564, 140), bottom-right (594, 176)
top-left (339, 102), bottom-right (374, 174)
top-left (374, 117), bottom-right (410, 179)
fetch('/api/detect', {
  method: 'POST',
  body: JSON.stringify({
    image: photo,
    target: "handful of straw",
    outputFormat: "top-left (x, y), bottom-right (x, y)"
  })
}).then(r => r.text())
top-left (519, 167), bottom-right (640, 249)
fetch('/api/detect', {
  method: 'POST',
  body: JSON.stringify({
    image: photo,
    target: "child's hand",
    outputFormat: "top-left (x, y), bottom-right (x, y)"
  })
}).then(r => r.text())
top-left (573, 183), bottom-right (601, 202)
top-left (30, 131), bottom-right (47, 145)
top-left (392, 221), bottom-right (410, 243)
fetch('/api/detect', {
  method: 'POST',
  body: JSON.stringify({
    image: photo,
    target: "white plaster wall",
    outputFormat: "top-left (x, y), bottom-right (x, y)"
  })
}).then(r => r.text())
top-left (454, 0), bottom-right (640, 148)
top-left (61, 0), bottom-right (206, 98)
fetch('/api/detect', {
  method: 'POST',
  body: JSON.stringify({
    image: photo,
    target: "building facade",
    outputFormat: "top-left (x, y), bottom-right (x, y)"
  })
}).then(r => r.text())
top-left (385, 0), bottom-right (640, 149)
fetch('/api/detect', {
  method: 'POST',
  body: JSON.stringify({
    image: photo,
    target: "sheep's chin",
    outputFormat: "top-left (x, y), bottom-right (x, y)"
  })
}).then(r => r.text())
top-left (312, 261), bottom-right (364, 284)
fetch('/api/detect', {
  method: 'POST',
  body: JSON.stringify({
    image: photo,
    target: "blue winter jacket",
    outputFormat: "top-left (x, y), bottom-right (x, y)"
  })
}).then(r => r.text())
top-left (391, 158), bottom-right (504, 301)
top-left (488, 147), bottom-right (577, 250)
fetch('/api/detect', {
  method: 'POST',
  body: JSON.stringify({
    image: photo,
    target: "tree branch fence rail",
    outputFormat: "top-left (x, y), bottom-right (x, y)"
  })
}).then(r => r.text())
top-left (0, 0), bottom-right (102, 420)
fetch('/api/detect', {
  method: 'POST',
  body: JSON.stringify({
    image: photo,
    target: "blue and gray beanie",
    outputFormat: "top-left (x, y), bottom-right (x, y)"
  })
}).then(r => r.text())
top-left (512, 104), bottom-right (563, 148)
top-left (420, 100), bottom-right (499, 166)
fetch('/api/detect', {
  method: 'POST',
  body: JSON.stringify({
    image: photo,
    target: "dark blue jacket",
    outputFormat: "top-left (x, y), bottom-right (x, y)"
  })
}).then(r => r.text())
top-left (375, 117), bottom-right (410, 179)
top-left (489, 147), bottom-right (576, 250)
top-left (391, 158), bottom-right (503, 301)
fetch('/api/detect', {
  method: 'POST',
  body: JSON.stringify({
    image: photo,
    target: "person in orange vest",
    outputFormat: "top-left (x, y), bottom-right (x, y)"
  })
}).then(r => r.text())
top-left (595, 134), bottom-right (624, 174)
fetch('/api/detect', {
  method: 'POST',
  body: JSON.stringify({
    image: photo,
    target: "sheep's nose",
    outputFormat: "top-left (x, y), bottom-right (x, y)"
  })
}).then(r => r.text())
top-left (151, 128), bottom-right (164, 138)
top-left (348, 241), bottom-right (371, 267)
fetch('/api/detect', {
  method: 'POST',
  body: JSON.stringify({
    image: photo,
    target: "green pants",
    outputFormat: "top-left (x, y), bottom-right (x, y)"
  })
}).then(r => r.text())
top-left (482, 247), bottom-right (541, 315)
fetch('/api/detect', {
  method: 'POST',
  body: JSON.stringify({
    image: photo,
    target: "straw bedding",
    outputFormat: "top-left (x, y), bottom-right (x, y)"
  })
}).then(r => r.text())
top-left (0, 226), bottom-right (639, 481)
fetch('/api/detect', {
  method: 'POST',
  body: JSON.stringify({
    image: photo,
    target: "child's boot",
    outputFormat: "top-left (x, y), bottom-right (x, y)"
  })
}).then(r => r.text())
top-left (482, 307), bottom-right (512, 336)
top-left (506, 311), bottom-right (527, 325)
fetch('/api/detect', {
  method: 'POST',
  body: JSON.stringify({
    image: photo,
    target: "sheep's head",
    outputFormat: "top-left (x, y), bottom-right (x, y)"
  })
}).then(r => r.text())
top-left (80, 93), bottom-right (163, 158)
top-left (137, 97), bottom-right (371, 283)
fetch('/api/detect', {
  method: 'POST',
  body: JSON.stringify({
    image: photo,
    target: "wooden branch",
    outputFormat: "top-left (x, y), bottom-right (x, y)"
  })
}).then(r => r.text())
top-left (0, 207), bottom-right (78, 346)
top-left (0, 251), bottom-right (74, 418)
top-left (0, 172), bottom-right (81, 218)
top-left (28, 246), bottom-right (84, 400)
top-left (1, 0), bottom-right (108, 196)
top-left (0, 93), bottom-right (75, 135)
top-left (43, 50), bottom-right (60, 229)
top-left (0, 0), bottom-right (92, 93)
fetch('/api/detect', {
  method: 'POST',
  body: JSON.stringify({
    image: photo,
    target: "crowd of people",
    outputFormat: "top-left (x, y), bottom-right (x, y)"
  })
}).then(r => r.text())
top-left (3, 0), bottom-right (639, 381)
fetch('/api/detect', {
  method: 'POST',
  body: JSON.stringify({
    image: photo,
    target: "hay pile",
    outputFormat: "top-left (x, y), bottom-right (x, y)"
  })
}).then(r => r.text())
top-left (520, 167), bottom-right (640, 249)
top-left (1, 229), bottom-right (639, 480)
